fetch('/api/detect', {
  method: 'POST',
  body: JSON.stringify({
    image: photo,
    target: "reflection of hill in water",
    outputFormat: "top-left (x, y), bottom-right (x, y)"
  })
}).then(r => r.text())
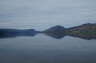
top-left (0, 23), bottom-right (96, 40)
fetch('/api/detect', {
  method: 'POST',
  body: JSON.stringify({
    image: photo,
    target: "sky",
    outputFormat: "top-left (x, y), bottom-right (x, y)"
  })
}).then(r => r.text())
top-left (0, 0), bottom-right (96, 30)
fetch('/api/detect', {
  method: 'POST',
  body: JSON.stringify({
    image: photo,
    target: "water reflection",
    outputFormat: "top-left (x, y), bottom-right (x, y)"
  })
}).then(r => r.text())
top-left (43, 33), bottom-right (96, 40)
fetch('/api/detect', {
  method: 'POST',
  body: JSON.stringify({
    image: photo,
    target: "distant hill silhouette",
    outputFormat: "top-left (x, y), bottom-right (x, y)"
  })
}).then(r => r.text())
top-left (0, 29), bottom-right (39, 38)
top-left (0, 23), bottom-right (96, 40)
top-left (42, 25), bottom-right (66, 39)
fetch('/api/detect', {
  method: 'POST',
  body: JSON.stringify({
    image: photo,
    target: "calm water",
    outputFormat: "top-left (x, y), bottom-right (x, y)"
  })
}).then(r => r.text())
top-left (0, 0), bottom-right (96, 63)
top-left (0, 35), bottom-right (96, 63)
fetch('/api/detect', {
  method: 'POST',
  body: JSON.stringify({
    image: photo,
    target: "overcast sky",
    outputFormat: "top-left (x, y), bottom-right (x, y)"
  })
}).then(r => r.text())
top-left (0, 0), bottom-right (96, 30)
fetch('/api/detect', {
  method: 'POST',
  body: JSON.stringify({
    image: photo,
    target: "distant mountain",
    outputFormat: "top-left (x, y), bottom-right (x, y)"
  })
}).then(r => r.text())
top-left (43, 25), bottom-right (66, 39)
top-left (68, 23), bottom-right (96, 31)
